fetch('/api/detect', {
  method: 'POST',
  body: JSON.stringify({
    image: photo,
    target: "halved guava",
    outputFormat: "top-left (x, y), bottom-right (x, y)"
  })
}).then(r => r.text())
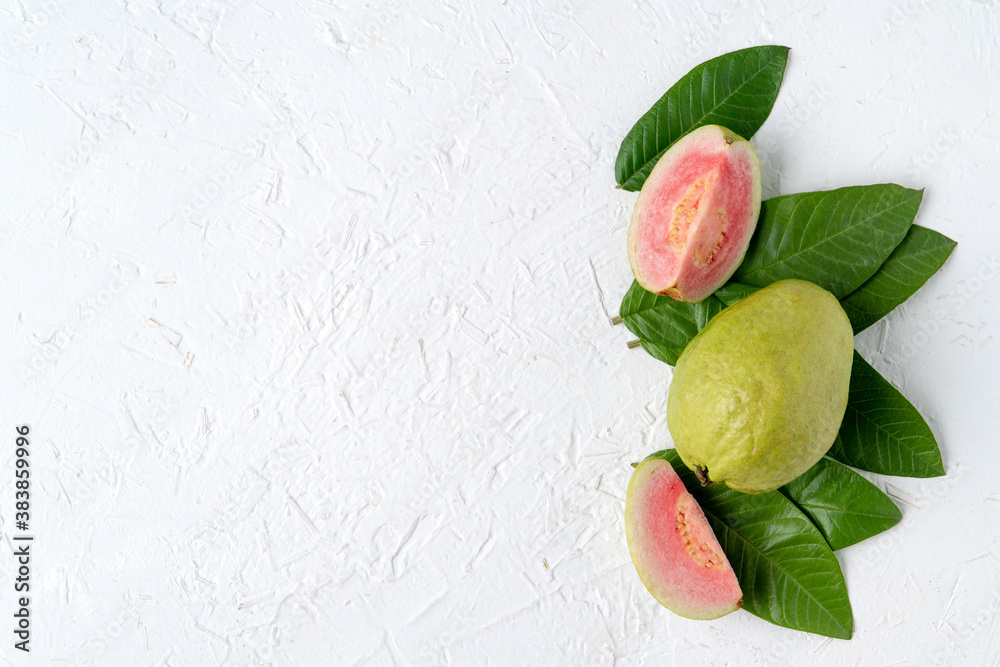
top-left (627, 124), bottom-right (762, 303)
top-left (625, 455), bottom-right (742, 620)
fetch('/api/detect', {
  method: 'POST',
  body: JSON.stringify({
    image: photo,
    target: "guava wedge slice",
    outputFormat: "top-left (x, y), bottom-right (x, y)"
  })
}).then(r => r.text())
top-left (625, 455), bottom-right (743, 620)
top-left (627, 124), bottom-right (762, 303)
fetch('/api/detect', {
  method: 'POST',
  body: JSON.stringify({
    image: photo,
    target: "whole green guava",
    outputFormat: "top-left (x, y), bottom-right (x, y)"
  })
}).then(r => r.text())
top-left (667, 279), bottom-right (854, 494)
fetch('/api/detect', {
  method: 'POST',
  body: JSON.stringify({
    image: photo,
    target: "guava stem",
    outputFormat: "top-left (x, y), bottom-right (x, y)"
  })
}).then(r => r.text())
top-left (695, 466), bottom-right (713, 486)
top-left (627, 339), bottom-right (642, 349)
top-left (610, 316), bottom-right (623, 326)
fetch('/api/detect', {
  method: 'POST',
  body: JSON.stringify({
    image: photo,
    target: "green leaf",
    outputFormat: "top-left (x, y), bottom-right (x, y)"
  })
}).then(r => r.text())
top-left (827, 352), bottom-right (944, 477)
top-left (615, 45), bottom-right (789, 191)
top-left (652, 449), bottom-right (853, 639)
top-left (619, 280), bottom-right (723, 365)
top-left (840, 225), bottom-right (957, 334)
top-left (712, 282), bottom-right (760, 306)
top-left (780, 458), bottom-right (901, 550)
top-left (734, 185), bottom-right (923, 298)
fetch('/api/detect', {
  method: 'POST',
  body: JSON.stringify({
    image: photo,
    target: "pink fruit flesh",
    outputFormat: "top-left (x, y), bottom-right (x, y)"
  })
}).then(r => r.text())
top-left (627, 125), bottom-right (761, 303)
top-left (625, 456), bottom-right (743, 620)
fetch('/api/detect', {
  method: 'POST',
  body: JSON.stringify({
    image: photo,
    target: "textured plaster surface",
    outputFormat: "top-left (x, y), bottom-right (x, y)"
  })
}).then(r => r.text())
top-left (2, 0), bottom-right (999, 665)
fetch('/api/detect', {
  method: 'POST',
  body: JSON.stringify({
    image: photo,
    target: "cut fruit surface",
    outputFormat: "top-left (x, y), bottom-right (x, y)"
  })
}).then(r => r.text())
top-left (627, 125), bottom-right (762, 302)
top-left (625, 455), bottom-right (743, 620)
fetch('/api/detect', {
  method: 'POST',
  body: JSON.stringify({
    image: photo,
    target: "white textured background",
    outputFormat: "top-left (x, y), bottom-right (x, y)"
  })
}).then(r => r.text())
top-left (3, 1), bottom-right (999, 665)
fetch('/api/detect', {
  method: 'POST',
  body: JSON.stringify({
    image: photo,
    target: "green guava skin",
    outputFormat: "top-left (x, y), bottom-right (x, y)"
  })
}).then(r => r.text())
top-left (667, 279), bottom-right (854, 494)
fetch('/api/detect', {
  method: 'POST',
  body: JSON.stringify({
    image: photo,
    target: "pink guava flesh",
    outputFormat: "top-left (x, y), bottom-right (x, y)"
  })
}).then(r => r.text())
top-left (627, 125), bottom-right (762, 303)
top-left (625, 456), bottom-right (743, 620)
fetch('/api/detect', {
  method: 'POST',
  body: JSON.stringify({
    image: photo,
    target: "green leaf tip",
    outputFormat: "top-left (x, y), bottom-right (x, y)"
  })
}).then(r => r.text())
top-left (827, 352), bottom-right (945, 478)
top-left (780, 458), bottom-right (902, 551)
top-left (615, 45), bottom-right (789, 191)
top-left (840, 225), bottom-right (957, 333)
